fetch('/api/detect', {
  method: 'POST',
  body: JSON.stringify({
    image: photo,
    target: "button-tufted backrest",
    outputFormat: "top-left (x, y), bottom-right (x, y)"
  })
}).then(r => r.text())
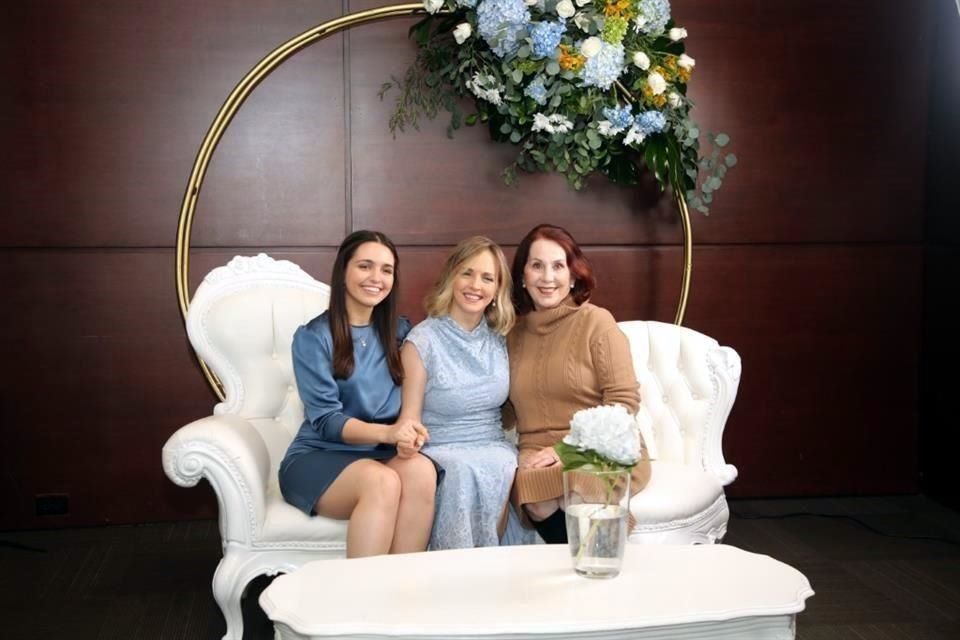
top-left (618, 321), bottom-right (741, 485)
top-left (186, 255), bottom-right (330, 487)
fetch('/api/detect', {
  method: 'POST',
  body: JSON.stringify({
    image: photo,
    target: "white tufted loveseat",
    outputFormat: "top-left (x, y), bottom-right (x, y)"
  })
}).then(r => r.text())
top-left (163, 255), bottom-right (741, 639)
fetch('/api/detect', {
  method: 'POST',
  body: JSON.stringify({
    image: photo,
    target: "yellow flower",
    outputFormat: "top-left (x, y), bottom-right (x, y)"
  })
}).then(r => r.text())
top-left (558, 44), bottom-right (585, 71)
top-left (603, 0), bottom-right (635, 20)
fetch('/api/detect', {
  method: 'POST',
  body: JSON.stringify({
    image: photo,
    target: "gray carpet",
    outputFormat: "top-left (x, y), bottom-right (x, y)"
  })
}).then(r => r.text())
top-left (1, 495), bottom-right (959, 639)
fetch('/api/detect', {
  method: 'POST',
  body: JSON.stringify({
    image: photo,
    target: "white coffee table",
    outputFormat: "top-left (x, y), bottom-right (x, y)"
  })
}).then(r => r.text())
top-left (260, 544), bottom-right (814, 639)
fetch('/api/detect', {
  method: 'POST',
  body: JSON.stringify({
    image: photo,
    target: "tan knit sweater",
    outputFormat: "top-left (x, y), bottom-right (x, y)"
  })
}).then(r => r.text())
top-left (508, 299), bottom-right (647, 506)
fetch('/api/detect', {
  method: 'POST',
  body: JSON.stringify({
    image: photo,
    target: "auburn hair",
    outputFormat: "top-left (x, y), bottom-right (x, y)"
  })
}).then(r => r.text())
top-left (511, 224), bottom-right (596, 315)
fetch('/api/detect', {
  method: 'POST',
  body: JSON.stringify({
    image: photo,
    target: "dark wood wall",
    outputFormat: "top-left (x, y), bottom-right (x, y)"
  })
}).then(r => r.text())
top-left (0, 0), bottom-right (939, 529)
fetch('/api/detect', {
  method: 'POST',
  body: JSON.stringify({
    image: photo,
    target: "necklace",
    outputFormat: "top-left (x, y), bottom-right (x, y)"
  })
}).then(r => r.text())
top-left (358, 336), bottom-right (368, 349)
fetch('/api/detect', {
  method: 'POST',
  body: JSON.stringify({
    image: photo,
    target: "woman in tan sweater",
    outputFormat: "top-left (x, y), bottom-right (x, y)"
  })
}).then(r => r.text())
top-left (508, 224), bottom-right (647, 543)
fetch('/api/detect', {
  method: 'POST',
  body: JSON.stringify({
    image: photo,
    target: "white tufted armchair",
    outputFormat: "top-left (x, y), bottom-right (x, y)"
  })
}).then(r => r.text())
top-left (618, 320), bottom-right (741, 544)
top-left (162, 254), bottom-right (346, 640)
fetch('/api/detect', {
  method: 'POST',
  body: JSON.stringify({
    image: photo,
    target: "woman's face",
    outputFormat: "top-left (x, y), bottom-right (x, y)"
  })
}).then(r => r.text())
top-left (450, 249), bottom-right (498, 322)
top-left (344, 241), bottom-right (395, 317)
top-left (523, 239), bottom-right (571, 311)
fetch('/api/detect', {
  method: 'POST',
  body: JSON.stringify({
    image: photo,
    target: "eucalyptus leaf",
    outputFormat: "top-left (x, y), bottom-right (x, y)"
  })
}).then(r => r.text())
top-left (546, 61), bottom-right (561, 76)
top-left (725, 153), bottom-right (738, 167)
top-left (714, 133), bottom-right (730, 147)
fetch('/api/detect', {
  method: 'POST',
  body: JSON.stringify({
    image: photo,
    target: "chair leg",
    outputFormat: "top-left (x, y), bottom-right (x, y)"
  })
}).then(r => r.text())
top-left (212, 549), bottom-right (248, 640)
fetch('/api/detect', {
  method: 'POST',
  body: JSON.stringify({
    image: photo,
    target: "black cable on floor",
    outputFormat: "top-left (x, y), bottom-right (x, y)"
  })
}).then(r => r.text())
top-left (730, 511), bottom-right (960, 546)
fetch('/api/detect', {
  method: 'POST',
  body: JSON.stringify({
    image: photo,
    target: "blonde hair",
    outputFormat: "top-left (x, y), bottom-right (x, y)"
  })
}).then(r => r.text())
top-left (425, 236), bottom-right (515, 335)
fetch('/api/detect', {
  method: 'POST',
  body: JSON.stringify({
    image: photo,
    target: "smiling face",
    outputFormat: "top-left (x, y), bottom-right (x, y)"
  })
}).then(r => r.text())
top-left (449, 249), bottom-right (498, 328)
top-left (523, 239), bottom-right (571, 311)
top-left (343, 241), bottom-right (395, 324)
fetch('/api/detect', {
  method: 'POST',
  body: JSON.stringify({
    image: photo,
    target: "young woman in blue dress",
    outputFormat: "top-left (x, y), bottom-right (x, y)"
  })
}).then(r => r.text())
top-left (399, 236), bottom-right (531, 549)
top-left (279, 230), bottom-right (437, 557)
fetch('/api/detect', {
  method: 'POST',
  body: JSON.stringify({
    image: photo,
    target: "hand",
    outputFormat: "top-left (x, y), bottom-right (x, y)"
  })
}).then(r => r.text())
top-left (522, 445), bottom-right (560, 469)
top-left (387, 418), bottom-right (429, 451)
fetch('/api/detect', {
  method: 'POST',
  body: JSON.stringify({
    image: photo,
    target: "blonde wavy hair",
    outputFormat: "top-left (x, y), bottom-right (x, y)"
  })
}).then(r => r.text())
top-left (425, 236), bottom-right (515, 335)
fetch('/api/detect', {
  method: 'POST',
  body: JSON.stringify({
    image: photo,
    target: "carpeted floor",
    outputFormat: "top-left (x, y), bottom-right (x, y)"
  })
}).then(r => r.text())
top-left (1, 495), bottom-right (959, 639)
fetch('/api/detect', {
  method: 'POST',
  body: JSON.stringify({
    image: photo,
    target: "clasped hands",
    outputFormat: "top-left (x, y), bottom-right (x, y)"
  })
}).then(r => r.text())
top-left (389, 418), bottom-right (429, 459)
top-left (521, 445), bottom-right (560, 469)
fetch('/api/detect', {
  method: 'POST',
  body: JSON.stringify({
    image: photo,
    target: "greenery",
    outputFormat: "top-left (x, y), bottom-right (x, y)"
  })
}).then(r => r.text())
top-left (380, 0), bottom-right (735, 213)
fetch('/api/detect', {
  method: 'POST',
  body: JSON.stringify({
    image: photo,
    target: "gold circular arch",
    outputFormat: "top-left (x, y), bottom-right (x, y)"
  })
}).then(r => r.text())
top-left (175, 2), bottom-right (693, 399)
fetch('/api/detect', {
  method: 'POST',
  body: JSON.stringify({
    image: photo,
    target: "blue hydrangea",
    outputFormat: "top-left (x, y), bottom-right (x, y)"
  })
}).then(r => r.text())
top-left (636, 110), bottom-right (667, 135)
top-left (602, 105), bottom-right (634, 129)
top-left (524, 76), bottom-right (548, 105)
top-left (580, 42), bottom-right (625, 90)
top-left (637, 0), bottom-right (671, 35)
top-left (477, 0), bottom-right (531, 58)
top-left (530, 21), bottom-right (566, 59)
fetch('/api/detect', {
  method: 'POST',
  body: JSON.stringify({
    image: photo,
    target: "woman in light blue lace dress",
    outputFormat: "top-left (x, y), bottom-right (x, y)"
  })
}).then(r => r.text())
top-left (400, 237), bottom-right (534, 549)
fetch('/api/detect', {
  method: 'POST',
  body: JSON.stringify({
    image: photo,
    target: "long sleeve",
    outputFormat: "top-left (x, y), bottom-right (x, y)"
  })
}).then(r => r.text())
top-left (292, 325), bottom-right (350, 442)
top-left (590, 320), bottom-right (640, 414)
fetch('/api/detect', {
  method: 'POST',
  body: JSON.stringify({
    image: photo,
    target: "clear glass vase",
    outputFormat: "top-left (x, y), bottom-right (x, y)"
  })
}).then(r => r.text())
top-left (562, 468), bottom-right (630, 579)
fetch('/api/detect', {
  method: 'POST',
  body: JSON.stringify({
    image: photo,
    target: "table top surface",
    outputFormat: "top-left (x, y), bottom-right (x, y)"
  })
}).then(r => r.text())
top-left (260, 544), bottom-right (814, 637)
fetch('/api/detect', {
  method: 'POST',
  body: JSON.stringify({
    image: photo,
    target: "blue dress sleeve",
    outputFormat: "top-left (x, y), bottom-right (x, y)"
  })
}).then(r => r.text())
top-left (291, 325), bottom-right (350, 442)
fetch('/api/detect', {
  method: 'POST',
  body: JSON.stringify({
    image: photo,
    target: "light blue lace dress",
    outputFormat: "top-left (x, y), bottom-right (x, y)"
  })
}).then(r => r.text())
top-left (406, 316), bottom-right (533, 549)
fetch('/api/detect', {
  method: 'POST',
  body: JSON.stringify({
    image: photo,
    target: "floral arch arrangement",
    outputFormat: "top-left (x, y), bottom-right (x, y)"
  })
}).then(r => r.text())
top-left (382, 0), bottom-right (734, 211)
top-left (175, 1), bottom-right (727, 397)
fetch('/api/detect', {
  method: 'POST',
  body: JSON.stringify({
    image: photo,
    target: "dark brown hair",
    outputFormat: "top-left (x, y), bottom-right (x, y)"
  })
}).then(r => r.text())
top-left (511, 224), bottom-right (596, 315)
top-left (328, 230), bottom-right (403, 384)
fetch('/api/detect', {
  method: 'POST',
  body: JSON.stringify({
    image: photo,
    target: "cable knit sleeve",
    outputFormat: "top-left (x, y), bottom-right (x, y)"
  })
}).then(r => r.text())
top-left (589, 311), bottom-right (640, 414)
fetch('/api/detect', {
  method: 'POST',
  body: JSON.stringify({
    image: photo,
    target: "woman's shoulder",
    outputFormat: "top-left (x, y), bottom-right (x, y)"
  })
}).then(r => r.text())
top-left (297, 310), bottom-right (332, 338)
top-left (578, 302), bottom-right (618, 328)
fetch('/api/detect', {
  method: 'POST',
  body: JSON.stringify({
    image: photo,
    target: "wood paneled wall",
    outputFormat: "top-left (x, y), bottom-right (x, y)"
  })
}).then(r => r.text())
top-left (0, 0), bottom-right (939, 529)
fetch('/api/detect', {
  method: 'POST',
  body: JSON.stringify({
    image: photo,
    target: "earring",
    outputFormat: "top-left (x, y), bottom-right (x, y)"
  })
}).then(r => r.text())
top-left (521, 283), bottom-right (526, 289)
top-left (570, 282), bottom-right (575, 289)
top-left (491, 300), bottom-right (497, 307)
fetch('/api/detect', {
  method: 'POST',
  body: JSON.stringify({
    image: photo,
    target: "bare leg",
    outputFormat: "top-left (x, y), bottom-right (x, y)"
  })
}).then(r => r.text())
top-left (384, 454), bottom-right (436, 553)
top-left (314, 459), bottom-right (401, 558)
top-left (524, 498), bottom-right (561, 522)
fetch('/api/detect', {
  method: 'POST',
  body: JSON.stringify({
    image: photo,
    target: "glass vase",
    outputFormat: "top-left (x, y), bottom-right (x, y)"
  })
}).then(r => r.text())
top-left (562, 468), bottom-right (630, 579)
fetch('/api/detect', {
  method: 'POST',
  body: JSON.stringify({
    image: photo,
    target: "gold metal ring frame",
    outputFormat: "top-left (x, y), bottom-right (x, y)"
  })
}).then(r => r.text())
top-left (175, 2), bottom-right (693, 399)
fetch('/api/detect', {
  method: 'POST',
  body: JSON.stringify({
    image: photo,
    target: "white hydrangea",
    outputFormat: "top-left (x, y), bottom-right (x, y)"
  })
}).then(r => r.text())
top-left (563, 405), bottom-right (640, 466)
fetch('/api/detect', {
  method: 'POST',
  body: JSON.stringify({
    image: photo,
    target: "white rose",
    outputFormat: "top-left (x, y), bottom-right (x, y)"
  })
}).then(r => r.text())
top-left (580, 36), bottom-right (603, 58)
top-left (573, 11), bottom-right (591, 31)
top-left (677, 53), bottom-right (696, 70)
top-left (556, 0), bottom-right (575, 19)
top-left (453, 22), bottom-right (472, 44)
top-left (668, 27), bottom-right (688, 41)
top-left (575, 0), bottom-right (591, 6)
top-left (423, 0), bottom-right (444, 14)
top-left (526, 0), bottom-right (540, 6)
top-left (632, 51), bottom-right (650, 70)
top-left (668, 91), bottom-right (682, 108)
top-left (647, 71), bottom-right (666, 95)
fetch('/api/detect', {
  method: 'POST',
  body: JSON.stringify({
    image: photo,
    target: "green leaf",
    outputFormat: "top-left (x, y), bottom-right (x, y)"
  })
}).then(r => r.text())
top-left (546, 61), bottom-right (561, 76)
top-left (509, 130), bottom-right (522, 143)
top-left (517, 45), bottom-right (530, 59)
top-left (724, 153), bottom-right (738, 167)
top-left (500, 122), bottom-right (512, 134)
top-left (714, 133), bottom-right (730, 147)
top-left (512, 69), bottom-right (523, 83)
top-left (465, 113), bottom-right (478, 126)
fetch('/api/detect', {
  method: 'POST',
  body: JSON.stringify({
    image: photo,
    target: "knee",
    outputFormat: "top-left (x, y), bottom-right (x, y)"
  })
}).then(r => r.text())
top-left (525, 499), bottom-right (560, 522)
top-left (361, 464), bottom-right (402, 508)
top-left (396, 455), bottom-right (437, 502)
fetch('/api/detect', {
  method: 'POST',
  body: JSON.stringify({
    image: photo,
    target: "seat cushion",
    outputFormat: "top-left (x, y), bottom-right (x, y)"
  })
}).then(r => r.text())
top-left (257, 490), bottom-right (348, 545)
top-left (629, 461), bottom-right (724, 524)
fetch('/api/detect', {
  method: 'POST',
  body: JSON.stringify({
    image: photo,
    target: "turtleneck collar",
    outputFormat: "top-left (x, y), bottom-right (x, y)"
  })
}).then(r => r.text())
top-left (522, 296), bottom-right (584, 336)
